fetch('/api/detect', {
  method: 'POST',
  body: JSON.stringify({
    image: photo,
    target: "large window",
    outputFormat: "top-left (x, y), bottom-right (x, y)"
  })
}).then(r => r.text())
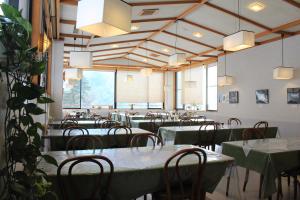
top-left (63, 70), bottom-right (115, 109)
top-left (175, 72), bottom-right (184, 109)
top-left (207, 64), bottom-right (218, 110)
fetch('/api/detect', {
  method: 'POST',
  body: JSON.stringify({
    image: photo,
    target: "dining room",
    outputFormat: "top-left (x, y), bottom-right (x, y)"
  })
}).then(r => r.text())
top-left (0, 0), bottom-right (300, 200)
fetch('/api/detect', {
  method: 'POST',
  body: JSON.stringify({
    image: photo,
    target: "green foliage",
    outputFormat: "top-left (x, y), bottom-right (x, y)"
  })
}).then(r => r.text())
top-left (0, 3), bottom-right (57, 200)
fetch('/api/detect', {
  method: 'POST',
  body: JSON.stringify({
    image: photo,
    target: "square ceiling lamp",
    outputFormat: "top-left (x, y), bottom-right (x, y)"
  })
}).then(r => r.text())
top-left (70, 51), bottom-right (92, 68)
top-left (64, 68), bottom-right (83, 80)
top-left (218, 75), bottom-right (234, 87)
top-left (140, 68), bottom-right (153, 77)
top-left (223, 30), bottom-right (255, 51)
top-left (169, 53), bottom-right (187, 67)
top-left (273, 67), bottom-right (294, 80)
top-left (76, 0), bottom-right (132, 37)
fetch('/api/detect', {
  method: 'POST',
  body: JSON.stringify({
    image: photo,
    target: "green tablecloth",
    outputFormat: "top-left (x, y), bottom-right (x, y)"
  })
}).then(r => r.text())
top-left (40, 145), bottom-right (234, 200)
top-left (43, 128), bottom-right (151, 151)
top-left (131, 119), bottom-right (214, 132)
top-left (222, 138), bottom-right (300, 198)
top-left (159, 125), bottom-right (278, 145)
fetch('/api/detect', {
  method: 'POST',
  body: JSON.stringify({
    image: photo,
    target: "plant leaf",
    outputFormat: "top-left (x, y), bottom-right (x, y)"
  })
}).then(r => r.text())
top-left (37, 97), bottom-right (54, 104)
top-left (25, 103), bottom-right (45, 115)
top-left (7, 97), bottom-right (25, 110)
top-left (42, 155), bottom-right (58, 167)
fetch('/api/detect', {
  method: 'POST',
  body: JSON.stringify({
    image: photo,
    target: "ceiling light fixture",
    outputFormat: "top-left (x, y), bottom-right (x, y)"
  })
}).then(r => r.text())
top-left (193, 32), bottom-right (203, 38)
top-left (248, 2), bottom-right (266, 12)
top-left (76, 0), bottom-right (131, 37)
top-left (111, 44), bottom-right (119, 48)
top-left (131, 25), bottom-right (139, 31)
top-left (64, 68), bottom-right (83, 81)
top-left (162, 48), bottom-right (169, 53)
top-left (169, 21), bottom-right (187, 67)
top-left (69, 35), bottom-right (92, 68)
top-left (273, 35), bottom-right (294, 80)
top-left (218, 52), bottom-right (234, 86)
top-left (223, 0), bottom-right (255, 51)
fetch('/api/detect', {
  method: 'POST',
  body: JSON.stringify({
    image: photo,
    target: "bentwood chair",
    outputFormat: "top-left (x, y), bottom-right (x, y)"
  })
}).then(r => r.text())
top-left (60, 119), bottom-right (78, 129)
top-left (198, 122), bottom-right (218, 151)
top-left (130, 133), bottom-right (164, 148)
top-left (125, 114), bottom-right (132, 128)
top-left (227, 118), bottom-right (242, 126)
top-left (63, 127), bottom-right (89, 147)
top-left (153, 148), bottom-right (207, 200)
top-left (179, 119), bottom-right (193, 126)
top-left (101, 120), bottom-right (120, 128)
top-left (254, 121), bottom-right (269, 135)
top-left (107, 126), bottom-right (132, 148)
top-left (57, 155), bottom-right (114, 200)
top-left (66, 135), bottom-right (104, 153)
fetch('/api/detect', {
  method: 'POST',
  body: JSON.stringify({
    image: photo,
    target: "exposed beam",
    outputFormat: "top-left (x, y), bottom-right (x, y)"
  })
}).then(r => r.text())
top-left (283, 0), bottom-right (300, 9)
top-left (150, 39), bottom-right (198, 56)
top-left (60, 19), bottom-right (76, 25)
top-left (129, 1), bottom-right (199, 6)
top-left (180, 19), bottom-right (227, 37)
top-left (89, 39), bottom-right (145, 47)
top-left (163, 30), bottom-right (216, 49)
top-left (92, 46), bottom-right (136, 53)
top-left (60, 33), bottom-right (91, 39)
top-left (129, 30), bottom-right (159, 35)
top-left (132, 17), bottom-right (177, 23)
top-left (138, 46), bottom-right (171, 57)
top-left (92, 63), bottom-right (158, 69)
top-left (93, 52), bottom-right (127, 58)
top-left (93, 57), bottom-right (125, 62)
top-left (130, 52), bottom-right (168, 64)
top-left (64, 43), bottom-right (86, 48)
top-left (61, 0), bottom-right (77, 5)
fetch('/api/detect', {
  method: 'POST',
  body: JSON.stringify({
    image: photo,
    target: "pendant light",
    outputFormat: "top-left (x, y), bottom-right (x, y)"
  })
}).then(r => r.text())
top-left (64, 68), bottom-right (83, 81)
top-left (273, 34), bottom-right (294, 80)
top-left (69, 33), bottom-right (92, 68)
top-left (76, 0), bottom-right (131, 37)
top-left (223, 0), bottom-right (255, 51)
top-left (169, 21), bottom-right (187, 67)
top-left (125, 55), bottom-right (134, 82)
top-left (141, 41), bottom-right (153, 76)
top-left (218, 52), bottom-right (234, 86)
top-left (184, 61), bottom-right (197, 88)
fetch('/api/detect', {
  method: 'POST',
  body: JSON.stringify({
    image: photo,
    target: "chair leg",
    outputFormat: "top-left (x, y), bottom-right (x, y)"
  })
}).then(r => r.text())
top-left (243, 168), bottom-right (250, 192)
top-left (277, 176), bottom-right (283, 200)
top-left (288, 176), bottom-right (290, 186)
top-left (144, 194), bottom-right (147, 200)
top-left (226, 176), bottom-right (231, 196)
top-left (259, 174), bottom-right (264, 198)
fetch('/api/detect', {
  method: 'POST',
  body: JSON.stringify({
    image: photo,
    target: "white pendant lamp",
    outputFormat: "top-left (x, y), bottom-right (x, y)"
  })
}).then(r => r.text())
top-left (76, 0), bottom-right (131, 37)
top-left (223, 0), bottom-right (255, 52)
top-left (218, 52), bottom-right (234, 87)
top-left (184, 62), bottom-right (197, 88)
top-left (169, 21), bottom-right (187, 67)
top-left (70, 51), bottom-right (92, 68)
top-left (141, 68), bottom-right (153, 76)
top-left (273, 35), bottom-right (294, 80)
top-left (65, 68), bottom-right (83, 80)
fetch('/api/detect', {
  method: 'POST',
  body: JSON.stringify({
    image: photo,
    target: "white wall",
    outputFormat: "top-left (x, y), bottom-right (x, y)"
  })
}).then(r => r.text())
top-left (205, 34), bottom-right (300, 137)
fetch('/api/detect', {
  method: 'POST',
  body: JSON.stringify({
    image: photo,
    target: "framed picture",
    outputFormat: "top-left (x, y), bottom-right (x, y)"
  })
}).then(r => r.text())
top-left (229, 91), bottom-right (239, 104)
top-left (256, 89), bottom-right (269, 104)
top-left (287, 88), bottom-right (300, 104)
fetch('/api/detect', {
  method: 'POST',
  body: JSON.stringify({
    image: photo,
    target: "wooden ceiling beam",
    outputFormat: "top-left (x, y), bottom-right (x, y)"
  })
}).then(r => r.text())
top-left (180, 19), bottom-right (227, 37)
top-left (93, 57), bottom-right (125, 62)
top-left (132, 17), bottom-right (177, 23)
top-left (129, 29), bottom-right (159, 35)
top-left (163, 30), bottom-right (216, 49)
top-left (89, 39), bottom-right (145, 47)
top-left (93, 52), bottom-right (127, 58)
top-left (60, 19), bottom-right (76, 25)
top-left (92, 46), bottom-right (136, 53)
top-left (138, 46), bottom-right (171, 57)
top-left (60, 33), bottom-right (91, 39)
top-left (130, 52), bottom-right (168, 64)
top-left (282, 0), bottom-right (300, 9)
top-left (92, 63), bottom-right (159, 69)
top-left (150, 39), bottom-right (198, 56)
top-left (64, 43), bottom-right (86, 48)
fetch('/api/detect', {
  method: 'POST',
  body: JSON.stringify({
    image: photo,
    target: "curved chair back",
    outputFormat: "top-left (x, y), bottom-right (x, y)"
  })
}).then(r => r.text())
top-left (60, 119), bottom-right (78, 129)
top-left (144, 112), bottom-right (155, 120)
top-left (198, 122), bottom-right (218, 151)
top-left (179, 119), bottom-right (193, 126)
top-left (130, 133), bottom-right (164, 148)
top-left (94, 118), bottom-right (103, 128)
top-left (163, 148), bottom-right (207, 200)
top-left (253, 121), bottom-right (268, 135)
top-left (125, 114), bottom-right (132, 128)
top-left (57, 155), bottom-right (114, 200)
top-left (107, 126), bottom-right (132, 148)
top-left (228, 118), bottom-right (242, 126)
top-left (66, 135), bottom-right (104, 153)
top-left (101, 120), bottom-right (120, 128)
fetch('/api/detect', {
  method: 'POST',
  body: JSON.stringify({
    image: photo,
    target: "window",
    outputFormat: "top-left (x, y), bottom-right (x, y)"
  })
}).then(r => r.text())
top-left (175, 72), bottom-right (183, 109)
top-left (63, 70), bottom-right (115, 109)
top-left (207, 64), bottom-right (218, 111)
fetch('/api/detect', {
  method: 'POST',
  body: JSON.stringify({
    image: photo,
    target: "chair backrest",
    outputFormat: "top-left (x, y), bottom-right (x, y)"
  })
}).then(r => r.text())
top-left (227, 118), bottom-right (242, 126)
top-left (66, 135), bottom-right (104, 153)
top-left (253, 121), bottom-right (268, 135)
top-left (179, 119), bottom-right (193, 126)
top-left (125, 114), bottom-right (132, 128)
top-left (57, 155), bottom-right (114, 200)
top-left (163, 148), bottom-right (207, 200)
top-left (60, 119), bottom-right (78, 129)
top-left (242, 128), bottom-right (265, 140)
top-left (63, 127), bottom-right (89, 145)
top-left (198, 122), bottom-right (218, 151)
top-left (101, 120), bottom-right (120, 128)
top-left (130, 133), bottom-right (164, 148)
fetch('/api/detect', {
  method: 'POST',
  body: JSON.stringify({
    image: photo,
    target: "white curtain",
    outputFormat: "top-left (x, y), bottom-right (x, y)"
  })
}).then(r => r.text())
top-left (182, 65), bottom-right (206, 104)
top-left (117, 70), bottom-right (163, 103)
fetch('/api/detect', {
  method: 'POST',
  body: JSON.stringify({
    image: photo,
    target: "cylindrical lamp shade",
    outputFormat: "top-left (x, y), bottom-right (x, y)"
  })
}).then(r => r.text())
top-left (70, 51), bottom-right (92, 68)
top-left (223, 31), bottom-right (255, 51)
top-left (218, 75), bottom-right (234, 87)
top-left (140, 68), bottom-right (153, 76)
top-left (169, 53), bottom-right (187, 67)
top-left (273, 66), bottom-right (294, 80)
top-left (65, 68), bottom-right (83, 80)
top-left (76, 0), bottom-right (131, 37)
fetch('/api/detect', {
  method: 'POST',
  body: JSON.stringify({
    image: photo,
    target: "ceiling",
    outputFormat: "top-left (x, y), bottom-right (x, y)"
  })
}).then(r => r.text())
top-left (57, 0), bottom-right (300, 70)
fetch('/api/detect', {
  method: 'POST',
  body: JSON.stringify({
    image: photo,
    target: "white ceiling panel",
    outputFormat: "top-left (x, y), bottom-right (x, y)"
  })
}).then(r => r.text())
top-left (93, 49), bottom-right (130, 57)
top-left (60, 4), bottom-right (77, 20)
top-left (128, 54), bottom-right (165, 67)
top-left (94, 58), bottom-right (154, 67)
top-left (87, 41), bottom-right (140, 52)
top-left (90, 33), bottom-right (149, 45)
top-left (256, 33), bottom-right (279, 42)
top-left (131, 21), bottom-right (167, 31)
top-left (132, 48), bottom-right (169, 62)
top-left (93, 55), bottom-right (125, 61)
top-left (64, 38), bottom-right (89, 45)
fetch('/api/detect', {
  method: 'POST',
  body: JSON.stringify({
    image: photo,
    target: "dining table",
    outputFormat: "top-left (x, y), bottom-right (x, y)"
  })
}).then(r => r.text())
top-left (159, 125), bottom-right (278, 145)
top-left (222, 138), bottom-right (300, 198)
top-left (43, 128), bottom-right (151, 151)
top-left (40, 145), bottom-right (234, 200)
top-left (48, 119), bottom-right (107, 129)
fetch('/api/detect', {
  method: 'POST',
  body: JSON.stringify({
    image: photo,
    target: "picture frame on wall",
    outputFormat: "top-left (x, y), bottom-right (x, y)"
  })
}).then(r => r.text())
top-left (229, 91), bottom-right (239, 104)
top-left (287, 88), bottom-right (300, 104)
top-left (256, 89), bottom-right (269, 104)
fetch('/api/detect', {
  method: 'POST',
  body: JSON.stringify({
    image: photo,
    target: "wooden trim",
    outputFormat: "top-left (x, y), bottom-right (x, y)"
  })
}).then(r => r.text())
top-left (89, 39), bottom-right (145, 47)
top-left (129, 30), bottom-right (159, 34)
top-left (93, 57), bottom-right (124, 62)
top-left (64, 43), bottom-right (86, 48)
top-left (130, 52), bottom-right (168, 64)
top-left (60, 19), bottom-right (76, 25)
top-left (60, 33), bottom-right (91, 39)
top-left (61, 0), bottom-right (77, 5)
top-left (283, 0), bottom-right (300, 9)
top-left (61, 0), bottom-right (199, 6)
top-left (91, 63), bottom-right (161, 69)
top-left (180, 19), bottom-right (227, 37)
top-left (150, 39), bottom-right (198, 55)
top-left (132, 17), bottom-right (177, 23)
top-left (138, 46), bottom-right (171, 57)
top-left (163, 30), bottom-right (216, 49)
top-left (92, 46), bottom-right (136, 53)
top-left (56, 0), bottom-right (61, 39)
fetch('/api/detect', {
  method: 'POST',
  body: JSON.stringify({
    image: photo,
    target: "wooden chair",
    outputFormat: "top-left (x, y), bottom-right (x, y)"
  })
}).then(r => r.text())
top-left (59, 119), bottom-right (78, 129)
top-left (153, 148), bottom-right (207, 200)
top-left (130, 133), bottom-right (164, 148)
top-left (227, 118), bottom-right (242, 126)
top-left (144, 112), bottom-right (155, 120)
top-left (57, 155), bottom-right (114, 200)
top-left (125, 114), bottom-right (132, 128)
top-left (198, 122), bottom-right (218, 151)
top-left (179, 119), bottom-right (193, 126)
top-left (107, 126), bottom-right (132, 148)
top-left (66, 135), bottom-right (104, 153)
top-left (254, 121), bottom-right (269, 135)
top-left (101, 120), bottom-right (120, 128)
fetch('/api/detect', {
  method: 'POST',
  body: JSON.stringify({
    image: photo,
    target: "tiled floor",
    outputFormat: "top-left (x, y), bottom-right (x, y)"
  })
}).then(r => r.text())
top-left (138, 167), bottom-right (299, 200)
